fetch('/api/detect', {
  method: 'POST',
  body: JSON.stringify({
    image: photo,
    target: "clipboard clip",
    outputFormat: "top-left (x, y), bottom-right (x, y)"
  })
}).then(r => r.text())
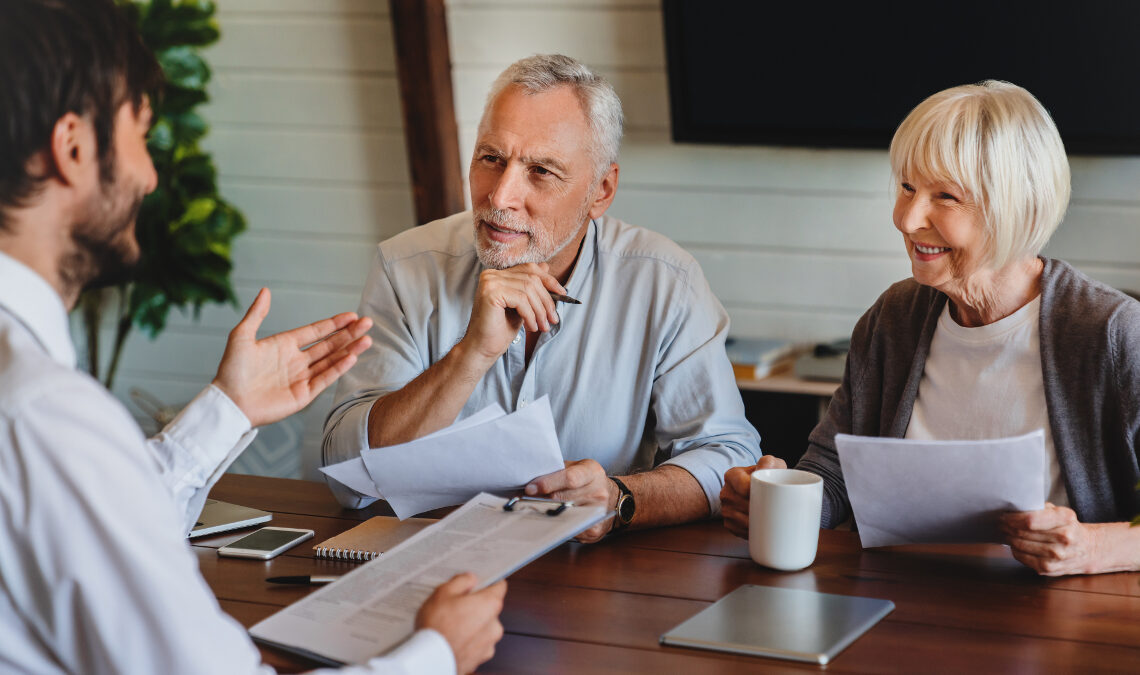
top-left (503, 496), bottom-right (571, 516)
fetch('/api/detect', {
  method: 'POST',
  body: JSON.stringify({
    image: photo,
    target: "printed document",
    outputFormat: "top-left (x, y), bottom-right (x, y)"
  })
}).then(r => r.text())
top-left (249, 493), bottom-right (607, 665)
top-left (320, 397), bottom-right (566, 518)
top-left (835, 430), bottom-right (1046, 547)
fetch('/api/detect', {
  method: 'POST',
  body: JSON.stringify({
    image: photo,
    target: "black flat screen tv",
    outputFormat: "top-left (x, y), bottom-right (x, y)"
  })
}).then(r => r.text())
top-left (663, 1), bottom-right (1140, 155)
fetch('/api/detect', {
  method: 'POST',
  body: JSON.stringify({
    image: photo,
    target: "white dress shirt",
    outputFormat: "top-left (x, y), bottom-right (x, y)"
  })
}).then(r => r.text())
top-left (322, 211), bottom-right (762, 511)
top-left (0, 250), bottom-right (453, 674)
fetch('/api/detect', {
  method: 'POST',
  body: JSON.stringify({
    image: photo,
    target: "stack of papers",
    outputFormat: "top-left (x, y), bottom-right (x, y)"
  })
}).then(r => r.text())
top-left (321, 396), bottom-right (566, 519)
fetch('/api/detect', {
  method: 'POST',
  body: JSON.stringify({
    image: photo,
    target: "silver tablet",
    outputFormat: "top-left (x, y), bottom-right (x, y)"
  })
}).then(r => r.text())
top-left (188, 499), bottom-right (272, 538)
top-left (660, 584), bottom-right (894, 665)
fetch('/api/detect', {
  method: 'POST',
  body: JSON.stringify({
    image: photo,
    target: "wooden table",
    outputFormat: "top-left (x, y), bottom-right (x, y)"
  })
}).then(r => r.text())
top-left (195, 474), bottom-right (1140, 673)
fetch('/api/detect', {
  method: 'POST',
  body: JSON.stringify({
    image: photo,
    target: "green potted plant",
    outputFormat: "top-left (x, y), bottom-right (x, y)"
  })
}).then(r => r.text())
top-left (79, 0), bottom-right (245, 389)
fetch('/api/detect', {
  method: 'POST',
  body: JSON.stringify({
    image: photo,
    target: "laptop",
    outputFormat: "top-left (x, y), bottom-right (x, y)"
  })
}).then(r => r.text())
top-left (660, 584), bottom-right (894, 665)
top-left (188, 499), bottom-right (272, 538)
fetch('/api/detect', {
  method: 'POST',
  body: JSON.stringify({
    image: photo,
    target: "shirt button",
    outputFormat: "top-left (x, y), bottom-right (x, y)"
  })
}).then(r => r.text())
top-left (512, 333), bottom-right (521, 345)
top-left (519, 399), bottom-right (528, 408)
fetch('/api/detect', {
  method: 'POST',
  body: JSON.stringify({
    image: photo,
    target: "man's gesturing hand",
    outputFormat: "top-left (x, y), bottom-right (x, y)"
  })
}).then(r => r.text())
top-left (212, 288), bottom-right (372, 428)
top-left (526, 459), bottom-right (616, 543)
top-left (462, 263), bottom-right (567, 363)
top-left (415, 573), bottom-right (507, 674)
top-left (720, 455), bottom-right (787, 539)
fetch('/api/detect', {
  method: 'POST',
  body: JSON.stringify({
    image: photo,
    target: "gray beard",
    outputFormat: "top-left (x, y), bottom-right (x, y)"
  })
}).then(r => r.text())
top-left (473, 203), bottom-right (590, 270)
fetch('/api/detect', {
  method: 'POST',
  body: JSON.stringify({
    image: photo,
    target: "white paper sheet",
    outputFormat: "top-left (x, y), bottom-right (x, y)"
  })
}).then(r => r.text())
top-left (835, 430), bottom-right (1046, 547)
top-left (249, 492), bottom-right (607, 665)
top-left (322, 397), bottom-right (566, 519)
top-left (319, 457), bottom-right (382, 498)
top-left (319, 404), bottom-right (508, 499)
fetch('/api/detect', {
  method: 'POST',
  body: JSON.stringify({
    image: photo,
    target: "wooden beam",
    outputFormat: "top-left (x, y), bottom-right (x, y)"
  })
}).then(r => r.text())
top-left (389, 0), bottom-right (465, 225)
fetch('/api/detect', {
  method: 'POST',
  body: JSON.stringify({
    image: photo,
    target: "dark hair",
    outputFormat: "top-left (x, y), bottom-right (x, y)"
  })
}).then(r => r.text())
top-left (0, 0), bottom-right (163, 227)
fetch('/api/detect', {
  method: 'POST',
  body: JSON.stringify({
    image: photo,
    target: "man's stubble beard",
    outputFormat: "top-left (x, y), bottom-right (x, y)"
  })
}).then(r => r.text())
top-left (473, 197), bottom-right (592, 270)
top-left (59, 171), bottom-right (145, 295)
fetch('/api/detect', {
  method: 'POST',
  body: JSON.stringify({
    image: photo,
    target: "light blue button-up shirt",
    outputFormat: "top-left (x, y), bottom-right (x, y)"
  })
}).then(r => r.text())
top-left (323, 211), bottom-right (762, 512)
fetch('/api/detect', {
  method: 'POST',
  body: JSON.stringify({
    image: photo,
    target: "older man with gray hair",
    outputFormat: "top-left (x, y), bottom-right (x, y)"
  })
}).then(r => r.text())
top-left (323, 54), bottom-right (761, 541)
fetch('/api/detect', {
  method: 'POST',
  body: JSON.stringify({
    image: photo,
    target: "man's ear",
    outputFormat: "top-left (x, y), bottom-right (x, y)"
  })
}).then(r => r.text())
top-left (49, 112), bottom-right (96, 187)
top-left (587, 163), bottom-right (620, 220)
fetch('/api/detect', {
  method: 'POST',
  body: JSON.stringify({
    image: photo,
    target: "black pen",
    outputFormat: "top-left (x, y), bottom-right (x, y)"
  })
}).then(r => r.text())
top-left (266, 575), bottom-right (341, 586)
top-left (549, 292), bottom-right (581, 305)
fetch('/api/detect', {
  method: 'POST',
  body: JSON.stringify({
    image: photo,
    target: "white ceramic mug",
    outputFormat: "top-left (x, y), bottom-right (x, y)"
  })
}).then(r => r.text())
top-left (749, 468), bottom-right (823, 571)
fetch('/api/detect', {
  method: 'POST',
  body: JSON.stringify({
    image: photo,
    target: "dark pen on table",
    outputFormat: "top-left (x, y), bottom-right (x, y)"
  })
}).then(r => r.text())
top-left (266, 575), bottom-right (342, 586)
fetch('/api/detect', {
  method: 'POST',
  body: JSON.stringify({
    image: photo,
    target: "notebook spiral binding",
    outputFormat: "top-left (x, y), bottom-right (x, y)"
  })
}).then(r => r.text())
top-left (314, 547), bottom-right (379, 561)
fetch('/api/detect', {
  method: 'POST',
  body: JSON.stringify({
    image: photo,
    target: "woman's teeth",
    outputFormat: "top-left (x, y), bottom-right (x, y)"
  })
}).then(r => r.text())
top-left (915, 243), bottom-right (950, 254)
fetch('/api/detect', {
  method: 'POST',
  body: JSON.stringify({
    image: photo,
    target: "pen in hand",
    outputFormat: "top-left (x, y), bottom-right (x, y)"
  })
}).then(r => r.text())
top-left (300, 327), bottom-right (344, 351)
top-left (266, 575), bottom-right (341, 586)
top-left (549, 292), bottom-right (581, 305)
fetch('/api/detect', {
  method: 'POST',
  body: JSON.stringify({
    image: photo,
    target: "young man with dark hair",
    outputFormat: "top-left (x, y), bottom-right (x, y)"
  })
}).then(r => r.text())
top-left (0, 1), bottom-right (504, 673)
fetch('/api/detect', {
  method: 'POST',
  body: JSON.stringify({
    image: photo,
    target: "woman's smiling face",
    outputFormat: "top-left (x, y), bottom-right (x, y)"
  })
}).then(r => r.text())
top-left (892, 176), bottom-right (988, 294)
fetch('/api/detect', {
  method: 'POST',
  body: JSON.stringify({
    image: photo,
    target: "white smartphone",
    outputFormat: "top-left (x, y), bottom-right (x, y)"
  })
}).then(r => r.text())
top-left (217, 527), bottom-right (314, 560)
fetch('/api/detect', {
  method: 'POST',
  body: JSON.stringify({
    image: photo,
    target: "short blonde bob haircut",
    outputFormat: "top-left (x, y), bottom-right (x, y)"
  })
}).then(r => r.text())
top-left (889, 80), bottom-right (1071, 271)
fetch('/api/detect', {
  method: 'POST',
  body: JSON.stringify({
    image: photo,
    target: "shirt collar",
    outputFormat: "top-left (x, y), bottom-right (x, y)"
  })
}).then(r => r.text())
top-left (0, 250), bottom-right (77, 368)
top-left (561, 218), bottom-right (597, 300)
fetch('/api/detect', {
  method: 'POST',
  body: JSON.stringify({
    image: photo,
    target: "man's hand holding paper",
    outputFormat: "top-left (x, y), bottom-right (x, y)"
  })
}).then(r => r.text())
top-left (525, 458), bottom-right (615, 542)
top-left (322, 396), bottom-right (566, 519)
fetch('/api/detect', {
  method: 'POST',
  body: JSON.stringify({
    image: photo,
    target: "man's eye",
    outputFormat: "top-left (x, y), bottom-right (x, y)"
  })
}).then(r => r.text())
top-left (531, 166), bottom-right (551, 176)
top-left (480, 154), bottom-right (501, 164)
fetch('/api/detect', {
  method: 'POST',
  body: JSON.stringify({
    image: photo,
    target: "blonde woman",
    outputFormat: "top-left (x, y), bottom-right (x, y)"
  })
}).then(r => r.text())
top-left (722, 81), bottom-right (1140, 576)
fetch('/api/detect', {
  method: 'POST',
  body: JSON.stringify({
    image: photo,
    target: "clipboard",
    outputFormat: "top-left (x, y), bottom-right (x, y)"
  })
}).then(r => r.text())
top-left (249, 492), bottom-right (608, 665)
top-left (660, 584), bottom-right (894, 665)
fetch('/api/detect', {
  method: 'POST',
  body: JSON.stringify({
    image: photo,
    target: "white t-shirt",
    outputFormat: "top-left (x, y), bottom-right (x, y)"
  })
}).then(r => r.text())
top-left (905, 296), bottom-right (1068, 506)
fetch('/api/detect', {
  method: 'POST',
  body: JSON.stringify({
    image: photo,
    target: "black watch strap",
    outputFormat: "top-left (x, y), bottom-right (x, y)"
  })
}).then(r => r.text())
top-left (609, 476), bottom-right (635, 530)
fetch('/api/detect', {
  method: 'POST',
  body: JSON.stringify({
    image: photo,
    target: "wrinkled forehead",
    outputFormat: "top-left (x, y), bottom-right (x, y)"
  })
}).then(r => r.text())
top-left (475, 85), bottom-right (593, 160)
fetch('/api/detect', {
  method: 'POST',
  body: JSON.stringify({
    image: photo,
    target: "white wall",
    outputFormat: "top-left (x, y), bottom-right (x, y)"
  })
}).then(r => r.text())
top-left (100, 0), bottom-right (1140, 480)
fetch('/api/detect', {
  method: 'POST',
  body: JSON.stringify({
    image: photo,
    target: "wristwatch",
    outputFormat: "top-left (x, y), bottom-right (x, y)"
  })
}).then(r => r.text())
top-left (609, 477), bottom-right (635, 531)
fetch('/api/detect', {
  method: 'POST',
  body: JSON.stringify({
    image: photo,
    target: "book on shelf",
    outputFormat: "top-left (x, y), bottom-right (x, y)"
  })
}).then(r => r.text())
top-left (725, 336), bottom-right (800, 379)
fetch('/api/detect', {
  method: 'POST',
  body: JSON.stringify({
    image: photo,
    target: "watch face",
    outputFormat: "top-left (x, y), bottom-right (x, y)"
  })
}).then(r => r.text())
top-left (617, 493), bottom-right (635, 523)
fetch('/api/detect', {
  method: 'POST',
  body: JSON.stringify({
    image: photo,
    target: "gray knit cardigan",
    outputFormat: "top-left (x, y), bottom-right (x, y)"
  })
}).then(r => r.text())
top-left (797, 258), bottom-right (1140, 528)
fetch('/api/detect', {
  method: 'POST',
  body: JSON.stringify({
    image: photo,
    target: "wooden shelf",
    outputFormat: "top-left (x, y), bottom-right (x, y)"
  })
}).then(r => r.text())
top-left (734, 362), bottom-right (839, 397)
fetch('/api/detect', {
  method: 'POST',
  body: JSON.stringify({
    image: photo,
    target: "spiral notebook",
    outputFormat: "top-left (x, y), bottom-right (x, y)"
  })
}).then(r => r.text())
top-left (312, 516), bottom-right (434, 560)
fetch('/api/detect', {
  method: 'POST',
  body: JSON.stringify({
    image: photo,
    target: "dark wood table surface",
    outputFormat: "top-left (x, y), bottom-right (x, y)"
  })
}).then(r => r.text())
top-left (195, 474), bottom-right (1140, 673)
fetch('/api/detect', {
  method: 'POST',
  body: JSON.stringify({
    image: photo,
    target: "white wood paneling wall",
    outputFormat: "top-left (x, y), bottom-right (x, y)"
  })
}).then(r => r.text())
top-left (99, 0), bottom-right (411, 479)
top-left (97, 0), bottom-right (1140, 480)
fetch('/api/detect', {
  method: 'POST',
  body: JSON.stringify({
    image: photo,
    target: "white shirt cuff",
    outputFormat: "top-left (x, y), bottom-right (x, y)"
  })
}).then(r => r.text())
top-left (165, 385), bottom-right (253, 463)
